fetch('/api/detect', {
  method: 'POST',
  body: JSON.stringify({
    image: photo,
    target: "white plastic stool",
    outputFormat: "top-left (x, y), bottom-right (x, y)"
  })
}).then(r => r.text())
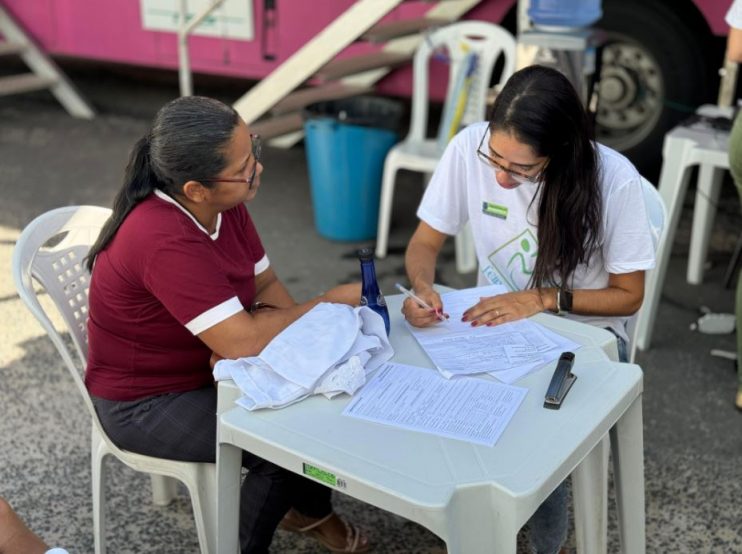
top-left (686, 105), bottom-right (733, 285)
top-left (635, 105), bottom-right (732, 352)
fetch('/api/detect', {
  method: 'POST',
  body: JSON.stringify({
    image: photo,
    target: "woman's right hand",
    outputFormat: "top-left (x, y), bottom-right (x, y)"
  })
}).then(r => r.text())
top-left (401, 287), bottom-right (445, 328)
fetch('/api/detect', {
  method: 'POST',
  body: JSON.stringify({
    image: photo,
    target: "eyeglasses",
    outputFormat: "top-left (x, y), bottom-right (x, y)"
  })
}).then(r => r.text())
top-left (476, 131), bottom-right (545, 184)
top-left (199, 134), bottom-right (262, 189)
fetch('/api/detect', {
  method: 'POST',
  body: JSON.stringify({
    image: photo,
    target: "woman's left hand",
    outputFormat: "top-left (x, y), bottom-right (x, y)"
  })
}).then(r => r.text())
top-left (462, 289), bottom-right (545, 327)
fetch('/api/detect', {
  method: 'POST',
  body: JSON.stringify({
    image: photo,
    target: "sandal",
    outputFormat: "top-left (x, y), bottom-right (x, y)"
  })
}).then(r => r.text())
top-left (279, 509), bottom-right (371, 553)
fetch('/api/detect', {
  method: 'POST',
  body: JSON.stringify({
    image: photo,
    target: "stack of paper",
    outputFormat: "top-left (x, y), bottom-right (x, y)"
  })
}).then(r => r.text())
top-left (343, 362), bottom-right (527, 447)
top-left (405, 285), bottom-right (580, 383)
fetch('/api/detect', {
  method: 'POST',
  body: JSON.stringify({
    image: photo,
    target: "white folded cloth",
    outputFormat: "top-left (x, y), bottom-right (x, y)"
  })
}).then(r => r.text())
top-left (213, 303), bottom-right (393, 410)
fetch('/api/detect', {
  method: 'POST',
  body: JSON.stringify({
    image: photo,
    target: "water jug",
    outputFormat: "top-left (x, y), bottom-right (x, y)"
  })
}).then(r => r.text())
top-left (528, 0), bottom-right (602, 30)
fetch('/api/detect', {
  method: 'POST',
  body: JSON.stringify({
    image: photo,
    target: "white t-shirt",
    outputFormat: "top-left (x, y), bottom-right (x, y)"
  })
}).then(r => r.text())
top-left (727, 0), bottom-right (742, 28)
top-left (417, 122), bottom-right (656, 341)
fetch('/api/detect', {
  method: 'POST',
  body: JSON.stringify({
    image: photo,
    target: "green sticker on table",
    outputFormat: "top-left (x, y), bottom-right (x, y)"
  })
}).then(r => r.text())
top-left (302, 463), bottom-right (336, 486)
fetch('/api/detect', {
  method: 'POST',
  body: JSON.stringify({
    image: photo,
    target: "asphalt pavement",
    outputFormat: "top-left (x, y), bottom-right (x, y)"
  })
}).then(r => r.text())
top-left (0, 62), bottom-right (740, 553)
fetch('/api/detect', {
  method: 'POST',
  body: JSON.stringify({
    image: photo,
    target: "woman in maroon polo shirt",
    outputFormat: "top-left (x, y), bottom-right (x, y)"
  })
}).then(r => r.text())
top-left (85, 96), bottom-right (369, 554)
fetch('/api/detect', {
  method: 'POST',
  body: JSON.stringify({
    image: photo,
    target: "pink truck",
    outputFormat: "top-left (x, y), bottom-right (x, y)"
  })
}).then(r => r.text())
top-left (0, 0), bottom-right (731, 172)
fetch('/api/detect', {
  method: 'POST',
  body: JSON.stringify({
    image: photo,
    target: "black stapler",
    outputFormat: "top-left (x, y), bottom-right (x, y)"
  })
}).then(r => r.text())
top-left (543, 352), bottom-right (577, 410)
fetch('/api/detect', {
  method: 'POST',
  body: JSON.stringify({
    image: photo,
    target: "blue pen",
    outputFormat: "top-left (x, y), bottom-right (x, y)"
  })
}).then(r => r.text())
top-left (394, 283), bottom-right (447, 321)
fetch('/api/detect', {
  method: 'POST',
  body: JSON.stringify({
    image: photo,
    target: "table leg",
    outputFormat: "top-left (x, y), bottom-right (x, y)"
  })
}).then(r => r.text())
top-left (572, 435), bottom-right (608, 554)
top-left (445, 520), bottom-right (517, 554)
top-left (216, 441), bottom-right (242, 554)
top-left (609, 396), bottom-right (646, 554)
top-left (634, 136), bottom-right (695, 351)
top-left (443, 488), bottom-right (516, 554)
top-left (687, 164), bottom-right (725, 284)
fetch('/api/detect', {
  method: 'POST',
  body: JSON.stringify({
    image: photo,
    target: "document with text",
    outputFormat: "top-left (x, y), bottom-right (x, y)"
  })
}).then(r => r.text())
top-left (343, 362), bottom-right (528, 447)
top-left (406, 285), bottom-right (580, 382)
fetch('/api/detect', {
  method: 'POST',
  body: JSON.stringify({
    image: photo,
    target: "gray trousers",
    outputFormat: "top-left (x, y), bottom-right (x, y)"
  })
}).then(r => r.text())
top-left (91, 387), bottom-right (332, 554)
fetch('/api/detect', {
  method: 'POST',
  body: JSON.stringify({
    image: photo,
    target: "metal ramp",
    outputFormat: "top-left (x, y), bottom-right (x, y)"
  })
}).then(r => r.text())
top-left (0, 5), bottom-right (94, 118)
top-left (238, 0), bottom-right (483, 145)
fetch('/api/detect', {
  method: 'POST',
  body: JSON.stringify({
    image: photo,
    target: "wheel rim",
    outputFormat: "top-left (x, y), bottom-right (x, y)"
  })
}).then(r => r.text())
top-left (596, 33), bottom-right (664, 152)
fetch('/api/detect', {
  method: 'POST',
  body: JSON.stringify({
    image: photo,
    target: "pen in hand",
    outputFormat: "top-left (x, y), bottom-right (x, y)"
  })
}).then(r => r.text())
top-left (395, 283), bottom-right (447, 321)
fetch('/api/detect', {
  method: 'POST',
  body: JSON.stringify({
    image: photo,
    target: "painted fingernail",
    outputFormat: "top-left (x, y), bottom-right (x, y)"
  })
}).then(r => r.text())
top-left (471, 321), bottom-right (478, 327)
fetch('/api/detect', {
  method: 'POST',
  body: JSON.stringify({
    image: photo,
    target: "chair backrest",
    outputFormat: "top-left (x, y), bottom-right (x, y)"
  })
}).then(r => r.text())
top-left (640, 176), bottom-right (667, 252)
top-left (407, 21), bottom-right (516, 144)
top-left (12, 205), bottom-right (112, 416)
top-left (627, 177), bottom-right (668, 362)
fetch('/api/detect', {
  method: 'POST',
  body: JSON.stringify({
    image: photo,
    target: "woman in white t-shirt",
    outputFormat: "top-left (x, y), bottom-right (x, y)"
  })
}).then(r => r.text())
top-left (405, 64), bottom-right (655, 355)
top-left (403, 65), bottom-right (656, 554)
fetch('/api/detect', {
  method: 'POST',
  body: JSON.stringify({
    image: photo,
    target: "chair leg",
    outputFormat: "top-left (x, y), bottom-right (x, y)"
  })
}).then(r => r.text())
top-left (687, 165), bottom-right (724, 285)
top-left (629, 340), bottom-right (639, 365)
top-left (184, 464), bottom-right (217, 554)
top-left (151, 475), bottom-right (178, 506)
top-left (626, 312), bottom-right (639, 364)
top-left (724, 229), bottom-right (742, 289)
top-left (375, 159), bottom-right (399, 259)
top-left (91, 427), bottom-right (107, 554)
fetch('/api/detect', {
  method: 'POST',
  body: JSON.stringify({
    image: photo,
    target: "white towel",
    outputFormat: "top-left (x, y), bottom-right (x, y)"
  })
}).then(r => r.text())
top-left (213, 303), bottom-right (393, 410)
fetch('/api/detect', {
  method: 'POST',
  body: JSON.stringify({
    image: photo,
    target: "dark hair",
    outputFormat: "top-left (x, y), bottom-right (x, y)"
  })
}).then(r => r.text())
top-left (489, 65), bottom-right (601, 289)
top-left (85, 96), bottom-right (239, 271)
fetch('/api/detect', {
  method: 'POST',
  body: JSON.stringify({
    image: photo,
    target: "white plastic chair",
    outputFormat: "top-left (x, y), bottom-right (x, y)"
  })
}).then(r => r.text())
top-left (374, 21), bottom-right (516, 273)
top-left (627, 177), bottom-right (668, 363)
top-left (11, 206), bottom-right (216, 554)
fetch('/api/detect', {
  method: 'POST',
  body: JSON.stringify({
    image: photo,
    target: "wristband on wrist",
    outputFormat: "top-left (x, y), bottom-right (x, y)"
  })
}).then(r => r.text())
top-left (556, 287), bottom-right (573, 316)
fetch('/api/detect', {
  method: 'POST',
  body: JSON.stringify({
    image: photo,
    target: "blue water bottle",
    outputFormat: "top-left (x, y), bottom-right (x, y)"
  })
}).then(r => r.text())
top-left (358, 248), bottom-right (390, 336)
top-left (528, 0), bottom-right (602, 30)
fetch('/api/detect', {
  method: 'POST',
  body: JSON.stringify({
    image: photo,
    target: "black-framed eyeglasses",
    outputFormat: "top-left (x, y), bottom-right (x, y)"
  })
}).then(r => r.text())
top-left (199, 134), bottom-right (262, 189)
top-left (476, 131), bottom-right (546, 184)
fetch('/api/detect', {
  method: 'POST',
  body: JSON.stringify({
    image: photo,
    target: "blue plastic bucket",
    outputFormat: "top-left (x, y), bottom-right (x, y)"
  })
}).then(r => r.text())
top-left (528, 0), bottom-right (602, 29)
top-left (304, 99), bottom-right (400, 241)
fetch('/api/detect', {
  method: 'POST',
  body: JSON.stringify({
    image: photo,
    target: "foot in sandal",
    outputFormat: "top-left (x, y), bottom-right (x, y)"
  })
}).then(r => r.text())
top-left (280, 508), bottom-right (371, 553)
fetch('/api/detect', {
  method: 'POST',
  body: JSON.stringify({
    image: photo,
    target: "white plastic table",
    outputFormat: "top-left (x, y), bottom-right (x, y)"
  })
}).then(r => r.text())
top-left (637, 105), bottom-right (732, 351)
top-left (215, 295), bottom-right (645, 554)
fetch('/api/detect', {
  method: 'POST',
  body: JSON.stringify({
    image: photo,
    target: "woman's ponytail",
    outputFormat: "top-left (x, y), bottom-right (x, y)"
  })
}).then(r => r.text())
top-left (85, 135), bottom-right (160, 271)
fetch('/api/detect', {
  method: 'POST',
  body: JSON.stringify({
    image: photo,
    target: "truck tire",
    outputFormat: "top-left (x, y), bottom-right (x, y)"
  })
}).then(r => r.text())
top-left (595, 0), bottom-right (714, 177)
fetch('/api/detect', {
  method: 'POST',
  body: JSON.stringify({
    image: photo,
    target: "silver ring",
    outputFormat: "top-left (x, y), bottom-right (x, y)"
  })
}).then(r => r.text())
top-left (495, 309), bottom-right (500, 317)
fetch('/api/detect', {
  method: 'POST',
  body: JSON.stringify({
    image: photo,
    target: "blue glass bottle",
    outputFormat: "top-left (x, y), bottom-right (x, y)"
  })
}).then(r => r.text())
top-left (358, 248), bottom-right (390, 335)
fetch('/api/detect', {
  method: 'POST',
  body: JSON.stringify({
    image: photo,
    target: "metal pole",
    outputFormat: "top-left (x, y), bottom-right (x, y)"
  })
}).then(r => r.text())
top-left (517, 0), bottom-right (531, 35)
top-left (718, 59), bottom-right (739, 108)
top-left (178, 0), bottom-right (226, 97)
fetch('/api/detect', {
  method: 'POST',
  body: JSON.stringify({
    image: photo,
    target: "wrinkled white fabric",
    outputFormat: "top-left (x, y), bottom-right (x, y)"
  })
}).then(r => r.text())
top-left (213, 303), bottom-right (393, 410)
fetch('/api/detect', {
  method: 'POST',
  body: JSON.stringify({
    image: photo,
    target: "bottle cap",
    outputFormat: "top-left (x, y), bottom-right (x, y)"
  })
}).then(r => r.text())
top-left (357, 247), bottom-right (374, 261)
